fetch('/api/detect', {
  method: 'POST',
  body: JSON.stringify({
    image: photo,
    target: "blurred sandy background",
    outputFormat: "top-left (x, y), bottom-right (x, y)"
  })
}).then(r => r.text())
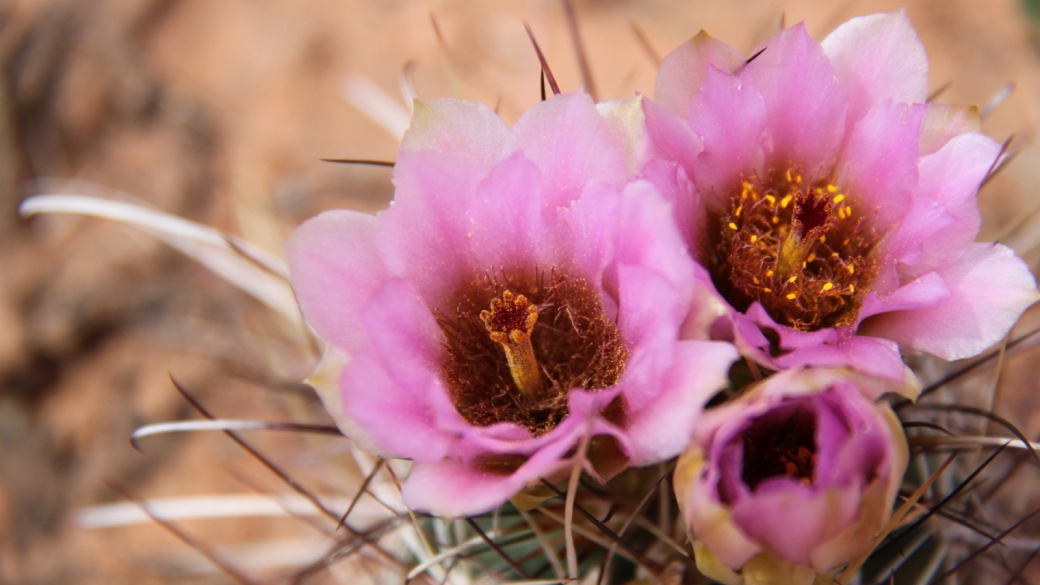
top-left (3, 0), bottom-right (1040, 583)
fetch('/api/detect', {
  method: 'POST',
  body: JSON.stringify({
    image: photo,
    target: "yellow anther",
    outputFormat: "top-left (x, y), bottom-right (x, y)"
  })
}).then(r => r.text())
top-left (780, 194), bottom-right (793, 209)
top-left (795, 174), bottom-right (802, 183)
top-left (827, 184), bottom-right (838, 193)
top-left (785, 169), bottom-right (792, 182)
top-left (848, 284), bottom-right (855, 293)
top-left (750, 235), bottom-right (758, 243)
top-left (847, 264), bottom-right (855, 274)
top-left (772, 216), bottom-right (779, 224)
top-left (788, 275), bottom-right (797, 284)
top-left (822, 282), bottom-right (834, 291)
top-left (846, 206), bottom-right (852, 217)
top-left (728, 222), bottom-right (739, 230)
top-left (765, 194), bottom-right (776, 205)
top-left (819, 235), bottom-right (826, 243)
top-left (806, 253), bottom-right (816, 263)
top-left (832, 194), bottom-right (845, 204)
top-left (838, 207), bottom-right (846, 219)
top-left (753, 277), bottom-right (760, 285)
top-left (766, 270), bottom-right (774, 278)
top-left (786, 293), bottom-right (797, 300)
top-left (764, 287), bottom-right (772, 292)
top-left (743, 181), bottom-right (752, 190)
top-left (735, 205), bottom-right (743, 217)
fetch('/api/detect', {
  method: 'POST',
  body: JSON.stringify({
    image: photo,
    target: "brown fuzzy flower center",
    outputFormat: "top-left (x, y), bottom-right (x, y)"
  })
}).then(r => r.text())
top-left (741, 402), bottom-right (818, 489)
top-left (707, 167), bottom-right (879, 331)
top-left (437, 267), bottom-right (627, 436)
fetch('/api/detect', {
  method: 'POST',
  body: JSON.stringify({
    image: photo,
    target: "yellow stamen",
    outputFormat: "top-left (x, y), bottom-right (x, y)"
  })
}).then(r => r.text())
top-left (806, 253), bottom-right (816, 263)
top-left (832, 194), bottom-right (845, 204)
top-left (819, 235), bottom-right (826, 243)
top-left (772, 216), bottom-right (779, 224)
top-left (765, 194), bottom-right (776, 205)
top-left (846, 206), bottom-right (852, 217)
top-left (788, 275), bottom-right (797, 283)
top-left (785, 169), bottom-right (792, 182)
top-left (780, 194), bottom-right (793, 209)
top-left (764, 287), bottom-right (772, 293)
top-left (786, 293), bottom-right (797, 300)
top-left (766, 270), bottom-right (774, 278)
top-left (827, 184), bottom-right (838, 193)
top-left (735, 205), bottom-right (743, 217)
top-left (750, 235), bottom-right (758, 243)
top-left (848, 264), bottom-right (855, 274)
top-left (822, 282), bottom-right (834, 291)
top-left (848, 285), bottom-right (855, 293)
top-left (728, 222), bottom-right (739, 230)
top-left (480, 291), bottom-right (544, 397)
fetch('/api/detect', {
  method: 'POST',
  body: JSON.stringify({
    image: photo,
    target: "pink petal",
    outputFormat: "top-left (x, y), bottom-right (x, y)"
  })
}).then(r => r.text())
top-left (613, 180), bottom-right (695, 293)
top-left (378, 150), bottom-right (485, 303)
top-left (623, 340), bottom-right (738, 465)
top-left (340, 352), bottom-right (454, 464)
top-left (654, 30), bottom-right (746, 117)
top-left (860, 243), bottom-right (1039, 360)
top-left (772, 336), bottom-right (909, 382)
top-left (687, 67), bottom-right (768, 205)
top-left (504, 92), bottom-right (628, 207)
top-left (402, 426), bottom-right (579, 517)
top-left (730, 482), bottom-right (862, 566)
top-left (402, 99), bottom-right (509, 170)
top-left (821, 10), bottom-right (928, 126)
top-left (285, 210), bottom-right (387, 353)
top-left (904, 133), bottom-right (1003, 277)
top-left (465, 152), bottom-right (572, 270)
top-left (835, 99), bottom-right (925, 232)
top-left (742, 23), bottom-right (848, 171)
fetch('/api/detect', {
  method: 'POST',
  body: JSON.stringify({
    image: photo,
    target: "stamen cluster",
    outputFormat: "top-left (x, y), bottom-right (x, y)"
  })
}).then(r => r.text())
top-left (710, 167), bottom-right (878, 331)
top-left (438, 267), bottom-right (628, 436)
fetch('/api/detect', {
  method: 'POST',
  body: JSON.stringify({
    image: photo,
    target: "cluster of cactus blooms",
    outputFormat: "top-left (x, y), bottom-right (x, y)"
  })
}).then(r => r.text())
top-left (286, 11), bottom-right (1038, 584)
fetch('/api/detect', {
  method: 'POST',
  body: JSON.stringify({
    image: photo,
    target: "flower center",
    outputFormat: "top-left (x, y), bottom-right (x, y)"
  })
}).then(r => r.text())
top-left (438, 267), bottom-right (627, 436)
top-left (708, 167), bottom-right (879, 331)
top-left (740, 401), bottom-right (817, 489)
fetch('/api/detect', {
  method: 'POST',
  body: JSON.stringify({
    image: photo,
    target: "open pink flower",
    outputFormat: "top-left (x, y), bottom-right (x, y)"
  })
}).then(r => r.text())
top-left (674, 368), bottom-right (908, 581)
top-left (642, 11), bottom-right (1038, 381)
top-left (287, 92), bottom-right (738, 517)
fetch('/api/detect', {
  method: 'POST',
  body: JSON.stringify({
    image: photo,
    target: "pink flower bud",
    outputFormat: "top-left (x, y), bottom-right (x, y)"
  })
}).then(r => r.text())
top-left (674, 369), bottom-right (908, 581)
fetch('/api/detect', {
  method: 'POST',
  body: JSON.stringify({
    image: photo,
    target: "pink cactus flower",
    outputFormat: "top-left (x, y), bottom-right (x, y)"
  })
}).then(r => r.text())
top-left (642, 11), bottom-right (1038, 381)
top-left (673, 368), bottom-right (908, 581)
top-left (286, 92), bottom-right (738, 517)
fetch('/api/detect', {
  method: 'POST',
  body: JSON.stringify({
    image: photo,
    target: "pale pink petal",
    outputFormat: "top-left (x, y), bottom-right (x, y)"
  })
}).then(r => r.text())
top-left (821, 10), bottom-right (928, 125)
top-left (919, 103), bottom-right (982, 155)
top-left (860, 243), bottom-right (1039, 359)
top-left (402, 99), bottom-right (509, 170)
top-left (285, 210), bottom-right (387, 353)
top-left (742, 24), bottom-right (848, 170)
top-left (624, 340), bottom-right (738, 465)
top-left (687, 67), bottom-right (768, 204)
top-left (505, 92), bottom-right (628, 207)
top-left (654, 30), bottom-right (746, 117)
top-left (641, 97), bottom-right (703, 180)
top-left (835, 99), bottom-right (925, 231)
top-left (857, 272), bottom-right (951, 321)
